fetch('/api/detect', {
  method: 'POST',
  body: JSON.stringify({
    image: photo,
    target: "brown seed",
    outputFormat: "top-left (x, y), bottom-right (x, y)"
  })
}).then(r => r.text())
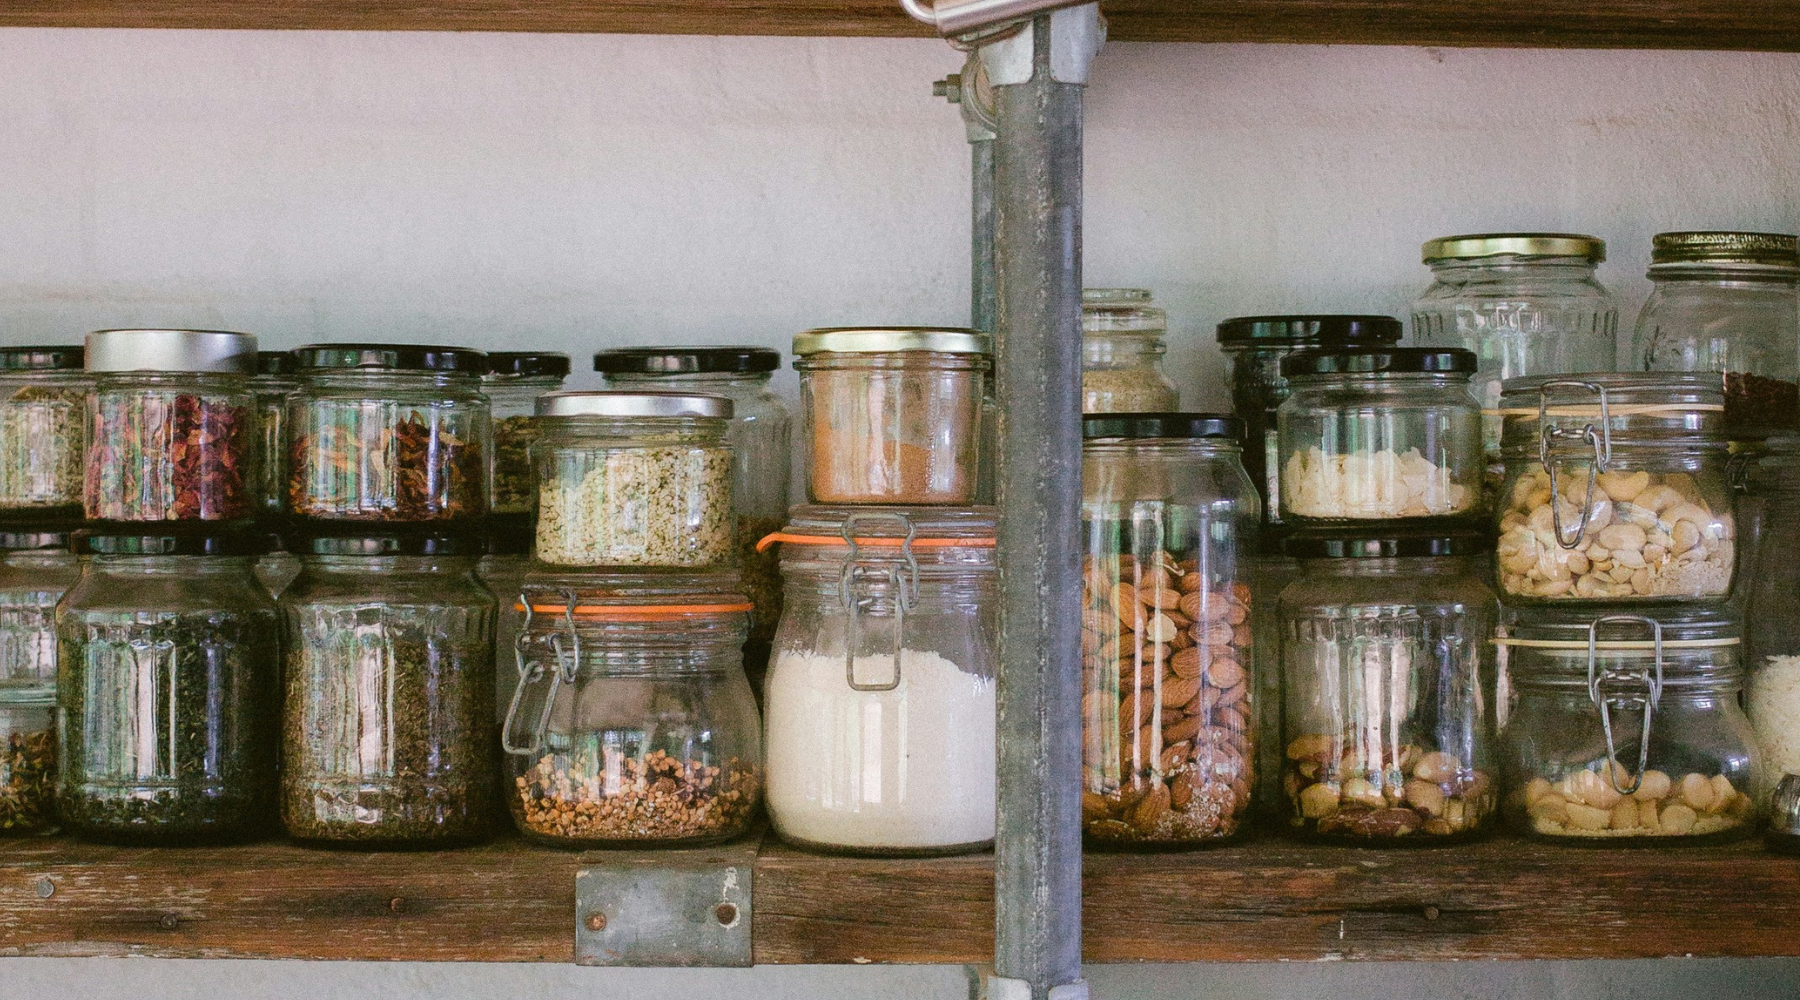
top-left (1162, 675), bottom-right (1202, 708)
top-left (1122, 690), bottom-right (1158, 729)
top-left (1139, 586), bottom-right (1181, 611)
top-left (1206, 657), bottom-right (1245, 689)
top-left (1129, 782), bottom-right (1171, 831)
top-left (1159, 741), bottom-right (1191, 773)
top-left (1080, 628), bottom-right (1099, 655)
top-left (1218, 705), bottom-right (1247, 732)
top-left (1213, 682), bottom-right (1247, 707)
top-left (1170, 646), bottom-right (1203, 679)
top-left (1163, 715), bottom-right (1202, 743)
top-left (1195, 622), bottom-right (1235, 645)
top-left (1081, 791), bottom-right (1113, 823)
top-left (1170, 778), bottom-right (1194, 809)
top-left (1179, 572), bottom-right (1203, 594)
top-left (1112, 585), bottom-right (1143, 626)
top-left (1225, 602), bottom-right (1248, 626)
top-left (1232, 624), bottom-right (1253, 647)
top-left (1169, 630), bottom-right (1195, 651)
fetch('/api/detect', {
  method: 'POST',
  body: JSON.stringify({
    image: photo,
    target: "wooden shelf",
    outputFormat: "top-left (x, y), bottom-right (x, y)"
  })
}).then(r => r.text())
top-left (0, 1), bottom-right (1796, 51)
top-left (6, 832), bottom-right (1800, 963)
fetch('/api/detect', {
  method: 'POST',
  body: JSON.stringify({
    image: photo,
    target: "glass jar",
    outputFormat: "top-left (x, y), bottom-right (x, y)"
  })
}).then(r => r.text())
top-left (83, 329), bottom-right (258, 522)
top-left (1498, 607), bottom-right (1757, 844)
top-left (1276, 348), bottom-right (1482, 522)
top-left (0, 345), bottom-right (88, 520)
top-left (1217, 316), bottom-right (1403, 530)
top-left (1411, 234), bottom-right (1618, 461)
top-left (1741, 438), bottom-right (1800, 804)
top-left (1278, 532), bottom-right (1499, 844)
top-left (532, 392), bottom-right (735, 568)
top-left (1081, 289), bottom-right (1179, 413)
top-left (595, 347), bottom-right (793, 643)
top-left (56, 530), bottom-right (279, 843)
top-left (1633, 232), bottom-right (1800, 441)
top-left (794, 328), bottom-right (990, 505)
top-left (763, 505), bottom-right (996, 855)
top-left (0, 690), bottom-right (56, 835)
top-left (279, 532), bottom-right (497, 846)
top-left (1250, 542), bottom-right (1299, 821)
top-left (479, 514), bottom-right (533, 725)
top-left (1079, 415), bottom-right (1259, 848)
top-left (250, 350), bottom-right (299, 517)
top-left (502, 571), bottom-right (762, 847)
top-left (483, 352), bottom-right (569, 515)
top-left (0, 527), bottom-right (79, 693)
top-left (1494, 373), bottom-right (1734, 602)
top-left (287, 344), bottom-right (490, 523)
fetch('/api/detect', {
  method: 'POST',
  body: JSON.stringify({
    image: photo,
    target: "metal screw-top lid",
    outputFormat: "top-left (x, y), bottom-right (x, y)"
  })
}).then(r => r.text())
top-left (289, 527), bottom-right (483, 557)
top-left (1422, 233), bottom-right (1606, 264)
top-left (594, 346), bottom-right (781, 375)
top-left (535, 390), bottom-right (733, 420)
top-left (1082, 412), bottom-right (1242, 441)
top-left (1215, 315), bottom-right (1403, 347)
top-left (791, 328), bottom-right (991, 357)
top-left (1650, 231), bottom-right (1800, 269)
top-left (487, 352), bottom-right (572, 378)
top-left (74, 527), bottom-right (267, 557)
top-left (85, 330), bottom-right (257, 375)
top-left (293, 343), bottom-right (487, 373)
top-left (255, 351), bottom-right (299, 377)
top-left (1280, 346), bottom-right (1477, 378)
top-left (1282, 530), bottom-right (1492, 560)
top-left (0, 345), bottom-right (84, 372)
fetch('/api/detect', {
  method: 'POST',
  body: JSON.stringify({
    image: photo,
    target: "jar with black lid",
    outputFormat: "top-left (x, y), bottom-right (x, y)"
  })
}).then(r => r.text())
top-left (250, 350), bottom-right (299, 517)
top-left (479, 514), bottom-right (533, 726)
top-left (484, 352), bottom-right (570, 515)
top-left (0, 345), bottom-right (88, 521)
top-left (0, 525), bottom-right (79, 693)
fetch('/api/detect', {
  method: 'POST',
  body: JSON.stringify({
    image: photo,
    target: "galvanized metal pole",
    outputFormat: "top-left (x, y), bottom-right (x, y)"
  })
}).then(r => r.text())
top-left (935, 57), bottom-right (999, 333)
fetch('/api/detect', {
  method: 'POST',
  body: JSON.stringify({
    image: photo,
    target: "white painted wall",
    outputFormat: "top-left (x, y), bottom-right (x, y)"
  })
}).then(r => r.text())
top-left (1, 26), bottom-right (1798, 1000)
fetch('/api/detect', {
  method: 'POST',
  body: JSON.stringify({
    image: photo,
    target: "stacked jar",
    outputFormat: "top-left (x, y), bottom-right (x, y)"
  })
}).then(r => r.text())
top-left (277, 344), bottom-right (498, 847)
top-left (251, 350), bottom-right (302, 596)
top-left (762, 328), bottom-right (997, 855)
top-left (1082, 289), bottom-right (1179, 413)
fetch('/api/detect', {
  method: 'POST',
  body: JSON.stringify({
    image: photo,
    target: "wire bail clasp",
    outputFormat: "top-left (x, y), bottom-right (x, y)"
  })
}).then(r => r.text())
top-left (1538, 379), bottom-right (1613, 550)
top-left (1585, 614), bottom-right (1665, 796)
top-left (501, 590), bottom-right (581, 756)
top-left (838, 511), bottom-right (921, 693)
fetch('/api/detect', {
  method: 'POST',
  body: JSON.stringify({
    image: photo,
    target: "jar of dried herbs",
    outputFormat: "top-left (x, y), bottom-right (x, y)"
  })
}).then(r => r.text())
top-left (279, 531), bottom-right (497, 847)
top-left (478, 514), bottom-right (532, 726)
top-left (483, 352), bottom-right (568, 516)
top-left (0, 346), bottom-right (89, 520)
top-left (532, 392), bottom-right (735, 568)
top-left (83, 329), bottom-right (257, 522)
top-left (57, 530), bottom-right (279, 844)
top-left (251, 350), bottom-right (299, 516)
top-left (287, 344), bottom-right (490, 523)
top-left (502, 570), bottom-right (761, 847)
top-left (0, 690), bottom-right (56, 836)
top-left (594, 347), bottom-right (792, 645)
top-left (0, 527), bottom-right (79, 693)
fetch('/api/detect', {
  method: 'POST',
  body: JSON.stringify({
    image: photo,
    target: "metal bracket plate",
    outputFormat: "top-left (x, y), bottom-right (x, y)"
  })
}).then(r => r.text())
top-left (975, 4), bottom-right (1104, 87)
top-left (574, 837), bottom-right (758, 967)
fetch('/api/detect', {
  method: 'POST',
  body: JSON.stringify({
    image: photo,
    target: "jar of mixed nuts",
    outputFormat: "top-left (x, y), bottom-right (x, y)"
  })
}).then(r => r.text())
top-left (1498, 606), bottom-right (1758, 844)
top-left (287, 343), bottom-right (490, 523)
top-left (279, 530), bottom-right (497, 847)
top-left (0, 526), bottom-right (79, 693)
top-left (483, 352), bottom-right (569, 515)
top-left (84, 330), bottom-right (258, 523)
top-left (794, 328), bottom-right (990, 505)
top-left (0, 689), bottom-right (56, 836)
top-left (532, 391), bottom-right (735, 568)
top-left (1082, 289), bottom-right (1179, 414)
top-left (56, 529), bottom-right (279, 844)
top-left (0, 345), bottom-right (88, 521)
top-left (1494, 373), bottom-right (1734, 602)
top-left (1278, 531), bottom-right (1499, 844)
top-left (1079, 414), bottom-right (1259, 848)
top-left (1277, 348), bottom-right (1483, 523)
top-left (250, 350), bottom-right (299, 517)
top-left (503, 571), bottom-right (762, 847)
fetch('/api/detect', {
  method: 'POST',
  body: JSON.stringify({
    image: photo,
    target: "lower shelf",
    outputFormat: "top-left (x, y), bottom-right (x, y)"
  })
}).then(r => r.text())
top-left (2, 833), bottom-right (1797, 963)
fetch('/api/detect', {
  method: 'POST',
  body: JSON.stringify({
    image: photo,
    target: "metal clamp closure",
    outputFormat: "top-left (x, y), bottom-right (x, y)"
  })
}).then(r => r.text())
top-left (838, 512), bottom-right (920, 693)
top-left (1585, 614), bottom-right (1665, 796)
top-left (1538, 379), bottom-right (1613, 550)
top-left (501, 590), bottom-right (582, 756)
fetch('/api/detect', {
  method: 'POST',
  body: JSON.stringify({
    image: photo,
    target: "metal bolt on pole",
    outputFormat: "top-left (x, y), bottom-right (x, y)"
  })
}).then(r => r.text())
top-left (935, 55), bottom-right (998, 333)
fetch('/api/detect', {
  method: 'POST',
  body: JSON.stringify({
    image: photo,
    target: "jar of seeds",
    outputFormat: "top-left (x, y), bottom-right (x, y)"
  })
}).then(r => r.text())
top-left (0, 345), bottom-right (88, 520)
top-left (0, 689), bottom-right (56, 836)
top-left (483, 352), bottom-right (569, 515)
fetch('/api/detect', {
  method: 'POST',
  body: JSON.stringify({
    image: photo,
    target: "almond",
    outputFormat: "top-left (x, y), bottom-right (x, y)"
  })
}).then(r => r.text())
top-left (1213, 682), bottom-right (1247, 707)
top-left (1169, 646), bottom-right (1203, 679)
top-left (1158, 741), bottom-right (1190, 773)
top-left (1195, 622), bottom-right (1235, 645)
top-left (1205, 657), bottom-right (1245, 689)
top-left (1163, 714), bottom-right (1201, 744)
top-left (1179, 572), bottom-right (1203, 594)
top-left (1121, 689), bottom-right (1158, 729)
top-left (1139, 586), bottom-right (1181, 611)
top-left (1129, 782), bottom-right (1171, 832)
top-left (1161, 675), bottom-right (1202, 709)
top-left (1225, 601), bottom-right (1248, 626)
top-left (1169, 778), bottom-right (1193, 810)
top-left (1232, 624), bottom-right (1253, 647)
top-left (1081, 791), bottom-right (1112, 823)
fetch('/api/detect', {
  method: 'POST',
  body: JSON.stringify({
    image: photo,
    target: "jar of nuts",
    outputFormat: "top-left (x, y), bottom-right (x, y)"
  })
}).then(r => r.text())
top-left (1278, 531), bottom-right (1499, 844)
top-left (1079, 414), bottom-right (1260, 849)
top-left (1495, 374), bottom-right (1735, 602)
top-left (1498, 607), bottom-right (1758, 844)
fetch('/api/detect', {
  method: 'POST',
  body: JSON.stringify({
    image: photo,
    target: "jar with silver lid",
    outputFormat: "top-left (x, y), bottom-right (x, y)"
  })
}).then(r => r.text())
top-left (1082, 289), bottom-right (1179, 414)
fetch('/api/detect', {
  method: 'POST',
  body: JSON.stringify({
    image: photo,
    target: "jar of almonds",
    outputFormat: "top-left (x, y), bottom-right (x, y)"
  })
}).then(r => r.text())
top-left (1079, 414), bottom-right (1260, 849)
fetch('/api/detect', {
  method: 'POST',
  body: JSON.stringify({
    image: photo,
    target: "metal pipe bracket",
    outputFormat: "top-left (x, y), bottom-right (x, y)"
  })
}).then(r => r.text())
top-left (574, 837), bottom-right (759, 966)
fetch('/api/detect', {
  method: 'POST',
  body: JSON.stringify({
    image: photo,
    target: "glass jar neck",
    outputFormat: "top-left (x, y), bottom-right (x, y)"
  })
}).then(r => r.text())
top-left (88, 554), bottom-right (256, 577)
top-left (1299, 554), bottom-right (1479, 578)
top-left (795, 352), bottom-right (989, 374)
top-left (2, 550), bottom-right (73, 571)
top-left (96, 371), bottom-right (248, 391)
top-left (602, 372), bottom-right (773, 394)
top-left (301, 370), bottom-right (483, 392)
top-left (1084, 438), bottom-right (1240, 460)
top-left (1083, 332), bottom-right (1166, 365)
top-left (538, 414), bottom-right (729, 443)
top-left (300, 554), bottom-right (478, 576)
top-left (1648, 263), bottom-right (1800, 287)
top-left (1289, 371), bottom-right (1469, 390)
top-left (1428, 257), bottom-right (1599, 280)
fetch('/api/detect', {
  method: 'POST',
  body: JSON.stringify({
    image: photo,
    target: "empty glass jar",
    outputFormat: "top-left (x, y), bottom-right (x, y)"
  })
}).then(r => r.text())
top-left (483, 352), bottom-right (569, 515)
top-left (1082, 289), bottom-right (1179, 414)
top-left (251, 350), bottom-right (299, 517)
top-left (0, 345), bottom-right (88, 520)
top-left (0, 527), bottom-right (79, 693)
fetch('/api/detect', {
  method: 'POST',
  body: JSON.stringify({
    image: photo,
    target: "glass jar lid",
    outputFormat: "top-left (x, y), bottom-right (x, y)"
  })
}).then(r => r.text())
top-left (1279, 346), bottom-right (1477, 378)
top-left (255, 351), bottom-right (299, 378)
top-left (481, 513), bottom-right (534, 558)
top-left (1651, 231), bottom-right (1800, 269)
top-left (288, 528), bottom-right (483, 557)
top-left (292, 343), bottom-right (488, 373)
top-left (1421, 233), bottom-right (1606, 263)
top-left (0, 527), bottom-right (75, 552)
top-left (534, 390), bottom-right (733, 420)
top-left (1081, 412), bottom-right (1241, 441)
top-left (516, 570), bottom-right (750, 622)
top-left (487, 351), bottom-right (572, 378)
top-left (0, 687), bottom-right (55, 708)
top-left (75, 528), bottom-right (266, 557)
top-left (791, 327), bottom-right (991, 357)
top-left (762, 505), bottom-right (997, 573)
top-left (85, 330), bottom-right (257, 374)
top-left (1498, 372), bottom-right (1725, 450)
top-left (594, 346), bottom-right (780, 375)
top-left (1215, 314), bottom-right (1402, 348)
top-left (1282, 530), bottom-right (1491, 560)
top-left (0, 345), bottom-right (84, 371)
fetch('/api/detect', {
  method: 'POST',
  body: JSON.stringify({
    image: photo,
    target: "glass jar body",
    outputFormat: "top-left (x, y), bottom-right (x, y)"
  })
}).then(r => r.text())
top-left (0, 549), bottom-right (79, 691)
top-left (531, 415), bottom-right (735, 568)
top-left (483, 374), bottom-right (566, 515)
top-left (1079, 439), bottom-right (1259, 848)
top-left (1277, 372), bottom-right (1482, 521)
top-left (480, 552), bottom-right (530, 724)
top-left (0, 370), bottom-right (89, 518)
top-left (86, 372), bottom-right (254, 522)
top-left (56, 555), bottom-right (278, 843)
top-left (0, 696), bottom-right (56, 835)
top-left (1633, 266), bottom-right (1800, 439)
top-left (279, 555), bottom-right (497, 846)
top-left (1278, 556), bottom-right (1499, 844)
top-left (1082, 335), bottom-right (1179, 414)
top-left (287, 370), bottom-right (490, 522)
top-left (1742, 446), bottom-right (1800, 803)
top-left (250, 374), bottom-right (297, 517)
top-left (799, 352), bottom-right (987, 505)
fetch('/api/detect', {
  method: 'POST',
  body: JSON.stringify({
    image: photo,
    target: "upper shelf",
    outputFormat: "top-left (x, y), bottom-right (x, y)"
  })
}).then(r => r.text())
top-left (0, 1), bottom-right (1797, 51)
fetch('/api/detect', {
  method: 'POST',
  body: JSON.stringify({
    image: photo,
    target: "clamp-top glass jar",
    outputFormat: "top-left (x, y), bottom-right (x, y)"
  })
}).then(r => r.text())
top-left (1278, 532), bottom-right (1500, 844)
top-left (794, 328), bottom-right (990, 506)
top-left (84, 330), bottom-right (257, 523)
top-left (763, 506), bottom-right (996, 855)
top-left (0, 345), bottom-right (88, 520)
top-left (287, 344), bottom-right (490, 523)
top-left (0, 526), bottom-right (79, 692)
top-left (1277, 348), bottom-right (1482, 522)
top-left (1494, 373), bottom-right (1734, 602)
top-left (532, 391), bottom-right (735, 568)
top-left (1499, 607), bottom-right (1757, 844)
top-left (1632, 231), bottom-right (1800, 441)
top-left (483, 352), bottom-right (569, 515)
top-left (1411, 234), bottom-right (1618, 461)
top-left (1082, 289), bottom-right (1179, 414)
top-left (502, 571), bottom-right (762, 847)
top-left (1079, 414), bottom-right (1259, 848)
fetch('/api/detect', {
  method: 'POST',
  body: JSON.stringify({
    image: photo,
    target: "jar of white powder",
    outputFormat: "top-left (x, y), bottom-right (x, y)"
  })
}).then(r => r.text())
top-left (760, 505), bottom-right (996, 855)
top-left (1743, 437), bottom-right (1800, 805)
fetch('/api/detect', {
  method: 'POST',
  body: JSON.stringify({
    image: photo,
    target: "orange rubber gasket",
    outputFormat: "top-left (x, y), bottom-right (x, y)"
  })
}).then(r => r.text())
top-left (755, 532), bottom-right (998, 553)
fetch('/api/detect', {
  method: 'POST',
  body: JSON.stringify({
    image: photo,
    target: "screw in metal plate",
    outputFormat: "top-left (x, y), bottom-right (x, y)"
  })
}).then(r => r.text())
top-left (713, 902), bottom-right (740, 927)
top-left (585, 912), bottom-right (607, 932)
